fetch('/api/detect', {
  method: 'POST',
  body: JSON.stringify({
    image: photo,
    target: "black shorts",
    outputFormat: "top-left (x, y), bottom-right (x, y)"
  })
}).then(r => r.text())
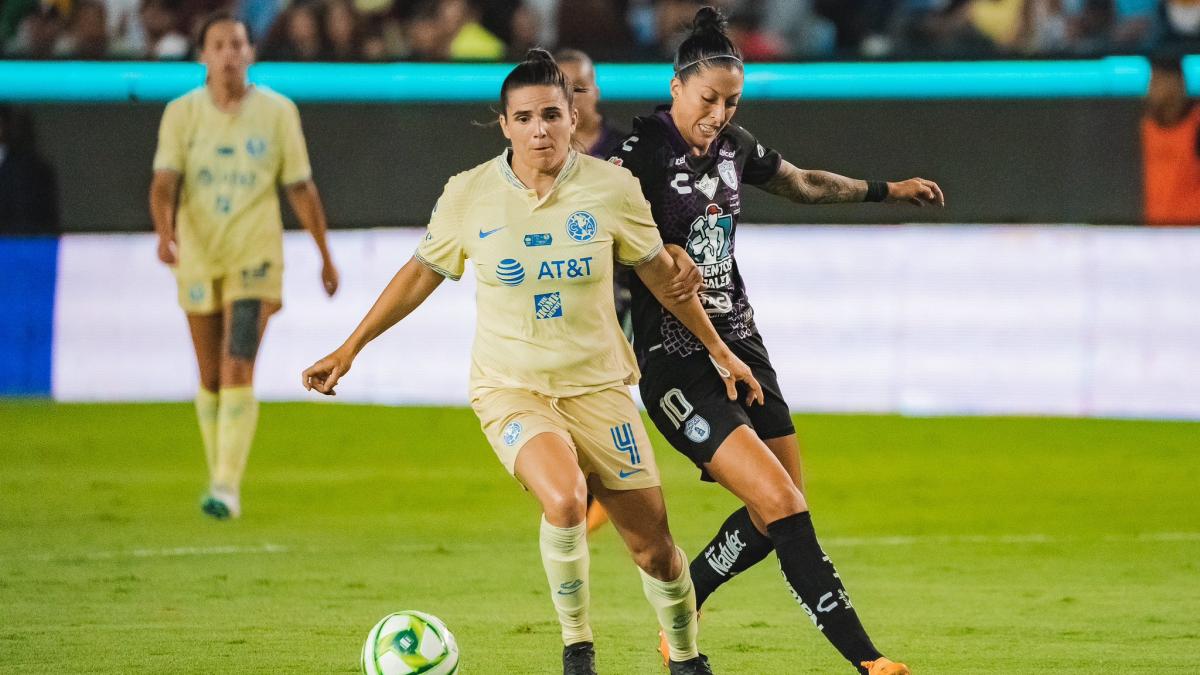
top-left (639, 333), bottom-right (795, 480)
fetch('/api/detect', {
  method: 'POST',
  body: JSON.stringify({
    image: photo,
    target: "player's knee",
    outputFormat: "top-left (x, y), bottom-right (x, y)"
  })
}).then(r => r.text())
top-left (220, 359), bottom-right (255, 387)
top-left (198, 373), bottom-right (220, 393)
top-left (541, 489), bottom-right (587, 527)
top-left (754, 483), bottom-right (808, 523)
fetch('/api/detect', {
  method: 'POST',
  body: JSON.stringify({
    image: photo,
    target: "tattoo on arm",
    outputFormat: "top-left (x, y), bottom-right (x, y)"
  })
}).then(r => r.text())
top-left (761, 160), bottom-right (867, 204)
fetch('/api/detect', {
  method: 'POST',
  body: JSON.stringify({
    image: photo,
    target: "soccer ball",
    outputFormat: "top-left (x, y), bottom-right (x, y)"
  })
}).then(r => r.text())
top-left (361, 611), bottom-right (460, 675)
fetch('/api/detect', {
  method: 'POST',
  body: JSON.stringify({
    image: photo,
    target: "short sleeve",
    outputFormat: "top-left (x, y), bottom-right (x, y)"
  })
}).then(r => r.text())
top-left (738, 126), bottom-right (783, 187)
top-left (151, 100), bottom-right (186, 173)
top-left (612, 172), bottom-right (664, 267)
top-left (414, 177), bottom-right (468, 280)
top-left (278, 99), bottom-right (312, 186)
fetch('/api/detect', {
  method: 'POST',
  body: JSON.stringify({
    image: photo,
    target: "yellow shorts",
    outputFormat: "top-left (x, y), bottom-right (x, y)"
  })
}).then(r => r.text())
top-left (471, 386), bottom-right (661, 491)
top-left (176, 259), bottom-right (283, 315)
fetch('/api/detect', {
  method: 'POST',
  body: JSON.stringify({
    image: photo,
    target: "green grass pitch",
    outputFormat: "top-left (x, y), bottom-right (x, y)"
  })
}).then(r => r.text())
top-left (2, 402), bottom-right (1197, 673)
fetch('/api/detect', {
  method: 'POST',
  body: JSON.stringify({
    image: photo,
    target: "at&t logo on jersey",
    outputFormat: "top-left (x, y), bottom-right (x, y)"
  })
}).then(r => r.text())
top-left (537, 257), bottom-right (593, 280)
top-left (495, 258), bottom-right (525, 286)
top-left (534, 292), bottom-right (563, 319)
top-left (566, 211), bottom-right (597, 242)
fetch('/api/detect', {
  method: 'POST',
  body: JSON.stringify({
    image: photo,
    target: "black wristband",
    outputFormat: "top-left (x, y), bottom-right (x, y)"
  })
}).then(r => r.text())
top-left (865, 180), bottom-right (889, 203)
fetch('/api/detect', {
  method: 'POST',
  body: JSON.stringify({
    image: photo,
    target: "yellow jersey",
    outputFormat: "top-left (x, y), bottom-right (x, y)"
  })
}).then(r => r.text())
top-left (152, 85), bottom-right (311, 278)
top-left (417, 150), bottom-right (664, 398)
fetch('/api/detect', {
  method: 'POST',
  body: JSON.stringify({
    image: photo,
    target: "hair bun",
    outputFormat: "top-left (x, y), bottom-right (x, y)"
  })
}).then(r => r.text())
top-left (524, 48), bottom-right (556, 65)
top-left (691, 6), bottom-right (727, 35)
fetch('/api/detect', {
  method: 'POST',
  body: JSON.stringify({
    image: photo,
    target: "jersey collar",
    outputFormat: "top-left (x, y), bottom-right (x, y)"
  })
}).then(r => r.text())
top-left (495, 148), bottom-right (580, 203)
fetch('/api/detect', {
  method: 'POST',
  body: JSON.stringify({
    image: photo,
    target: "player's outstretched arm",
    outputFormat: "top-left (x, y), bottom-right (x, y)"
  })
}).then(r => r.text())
top-left (302, 257), bottom-right (444, 395)
top-left (760, 160), bottom-right (945, 207)
top-left (149, 169), bottom-right (181, 265)
top-left (285, 179), bottom-right (340, 296)
top-left (635, 249), bottom-right (764, 406)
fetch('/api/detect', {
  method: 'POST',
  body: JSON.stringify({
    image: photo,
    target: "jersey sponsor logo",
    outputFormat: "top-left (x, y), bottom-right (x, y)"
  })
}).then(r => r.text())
top-left (695, 174), bottom-right (719, 199)
top-left (607, 156), bottom-right (623, 166)
top-left (685, 415), bottom-right (711, 443)
top-left (479, 226), bottom-right (506, 238)
top-left (687, 204), bottom-right (736, 315)
top-left (718, 159), bottom-right (739, 191)
top-left (566, 211), bottom-right (597, 242)
top-left (524, 233), bottom-right (553, 247)
top-left (610, 422), bottom-right (642, 465)
top-left (538, 257), bottom-right (593, 280)
top-left (671, 172), bottom-right (692, 195)
top-left (534, 292), bottom-right (562, 319)
top-left (719, 148), bottom-right (736, 159)
top-left (705, 529), bottom-right (747, 576)
top-left (245, 136), bottom-right (267, 158)
top-left (674, 156), bottom-right (687, 167)
top-left (502, 421), bottom-right (522, 446)
top-left (496, 258), bottom-right (526, 286)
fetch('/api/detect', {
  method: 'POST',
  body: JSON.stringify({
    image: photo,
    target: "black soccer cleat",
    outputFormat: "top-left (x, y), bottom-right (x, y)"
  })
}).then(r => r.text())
top-left (563, 641), bottom-right (598, 675)
top-left (669, 653), bottom-right (714, 675)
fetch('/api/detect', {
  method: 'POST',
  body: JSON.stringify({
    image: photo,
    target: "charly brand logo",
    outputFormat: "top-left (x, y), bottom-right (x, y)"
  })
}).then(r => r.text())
top-left (566, 211), bottom-right (597, 242)
top-left (705, 529), bottom-right (748, 576)
top-left (534, 292), bottom-right (563, 319)
top-left (495, 258), bottom-right (525, 286)
top-left (502, 421), bottom-right (522, 446)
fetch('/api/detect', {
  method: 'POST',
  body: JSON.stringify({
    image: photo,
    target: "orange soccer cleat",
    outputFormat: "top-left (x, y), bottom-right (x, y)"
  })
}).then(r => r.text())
top-left (861, 657), bottom-right (911, 675)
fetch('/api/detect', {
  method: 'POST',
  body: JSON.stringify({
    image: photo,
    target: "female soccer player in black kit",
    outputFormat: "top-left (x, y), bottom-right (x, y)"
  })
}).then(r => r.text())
top-left (609, 8), bottom-right (944, 675)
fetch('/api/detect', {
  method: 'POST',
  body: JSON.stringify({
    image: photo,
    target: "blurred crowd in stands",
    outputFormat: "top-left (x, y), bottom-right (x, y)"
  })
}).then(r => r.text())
top-left (3, 0), bottom-right (1200, 62)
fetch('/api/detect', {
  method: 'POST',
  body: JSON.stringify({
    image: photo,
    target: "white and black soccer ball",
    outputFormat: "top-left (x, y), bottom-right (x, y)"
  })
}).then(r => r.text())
top-left (361, 611), bottom-right (459, 675)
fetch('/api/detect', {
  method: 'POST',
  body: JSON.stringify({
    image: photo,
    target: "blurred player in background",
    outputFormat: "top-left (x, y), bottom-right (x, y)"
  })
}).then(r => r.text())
top-left (611, 7), bottom-right (945, 674)
top-left (149, 12), bottom-right (339, 520)
top-left (1142, 55), bottom-right (1200, 225)
top-left (555, 46), bottom-right (633, 534)
top-left (302, 49), bottom-right (766, 675)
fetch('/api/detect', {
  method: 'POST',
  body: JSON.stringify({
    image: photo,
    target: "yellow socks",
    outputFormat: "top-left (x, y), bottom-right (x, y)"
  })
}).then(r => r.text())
top-left (539, 516), bottom-right (593, 645)
top-left (212, 386), bottom-right (258, 499)
top-left (194, 388), bottom-right (219, 481)
top-left (640, 547), bottom-right (699, 662)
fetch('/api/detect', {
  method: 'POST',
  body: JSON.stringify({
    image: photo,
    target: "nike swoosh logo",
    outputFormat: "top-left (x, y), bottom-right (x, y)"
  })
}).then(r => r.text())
top-left (479, 226), bottom-right (506, 238)
top-left (618, 469), bottom-right (645, 479)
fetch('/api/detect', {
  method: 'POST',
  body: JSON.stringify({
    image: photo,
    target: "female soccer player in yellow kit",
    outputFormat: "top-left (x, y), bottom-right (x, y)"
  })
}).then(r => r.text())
top-left (302, 50), bottom-right (764, 675)
top-left (149, 12), bottom-right (339, 520)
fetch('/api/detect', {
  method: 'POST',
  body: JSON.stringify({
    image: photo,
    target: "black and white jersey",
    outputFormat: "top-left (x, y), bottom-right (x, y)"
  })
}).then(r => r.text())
top-left (609, 106), bottom-right (782, 362)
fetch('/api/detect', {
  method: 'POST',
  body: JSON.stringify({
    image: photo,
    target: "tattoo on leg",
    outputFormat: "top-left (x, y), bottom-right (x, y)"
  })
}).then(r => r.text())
top-left (228, 300), bottom-right (262, 361)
